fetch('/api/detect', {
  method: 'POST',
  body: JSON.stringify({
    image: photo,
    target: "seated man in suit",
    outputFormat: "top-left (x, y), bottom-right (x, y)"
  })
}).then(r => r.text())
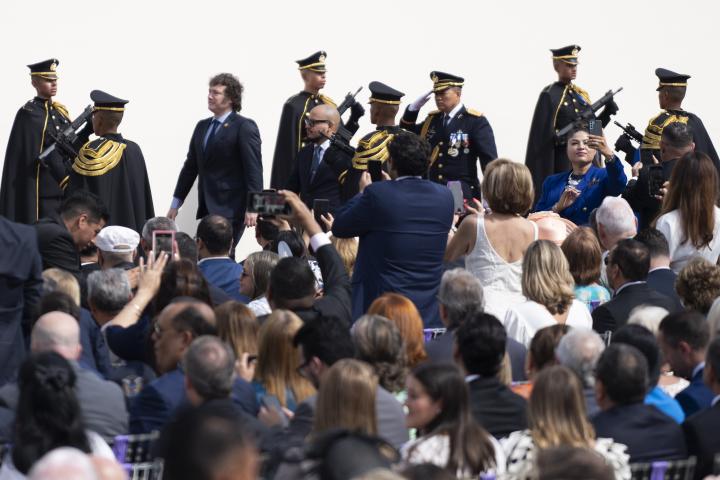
top-left (285, 104), bottom-right (352, 213)
top-left (196, 214), bottom-right (245, 302)
top-left (634, 228), bottom-right (683, 309)
top-left (128, 300), bottom-right (257, 433)
top-left (592, 343), bottom-right (687, 462)
top-left (659, 311), bottom-right (714, 417)
top-left (592, 239), bottom-right (679, 333)
top-left (0, 312), bottom-right (128, 442)
top-left (333, 132), bottom-right (454, 326)
top-left (683, 336), bottom-right (720, 480)
top-left (556, 328), bottom-right (606, 417)
top-left (425, 268), bottom-right (527, 382)
top-left (454, 310), bottom-right (527, 439)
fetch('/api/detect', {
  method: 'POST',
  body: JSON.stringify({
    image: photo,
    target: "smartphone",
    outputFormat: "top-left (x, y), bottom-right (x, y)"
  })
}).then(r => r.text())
top-left (368, 160), bottom-right (383, 182)
top-left (247, 191), bottom-right (291, 216)
top-left (648, 164), bottom-right (664, 197)
top-left (260, 395), bottom-right (289, 427)
top-left (313, 198), bottom-right (331, 232)
top-left (152, 230), bottom-right (175, 257)
top-left (447, 181), bottom-right (464, 214)
top-left (588, 119), bottom-right (603, 136)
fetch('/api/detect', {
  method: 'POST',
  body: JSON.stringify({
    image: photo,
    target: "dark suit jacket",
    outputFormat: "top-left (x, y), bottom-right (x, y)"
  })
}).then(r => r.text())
top-left (424, 328), bottom-right (528, 382)
top-left (285, 143), bottom-right (351, 213)
top-left (683, 400), bottom-right (720, 480)
top-left (591, 403), bottom-right (687, 462)
top-left (129, 368), bottom-right (258, 434)
top-left (173, 112), bottom-right (263, 221)
top-left (333, 178), bottom-right (454, 327)
top-left (35, 214), bottom-right (81, 281)
top-left (198, 257), bottom-right (245, 302)
top-left (676, 368), bottom-right (714, 418)
top-left (79, 308), bottom-right (112, 378)
top-left (646, 268), bottom-right (684, 311)
top-left (467, 376), bottom-right (528, 439)
top-left (0, 217), bottom-right (42, 385)
top-left (592, 282), bottom-right (680, 333)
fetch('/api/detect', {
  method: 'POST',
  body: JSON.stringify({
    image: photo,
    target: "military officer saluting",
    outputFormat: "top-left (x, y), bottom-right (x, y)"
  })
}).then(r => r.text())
top-left (342, 81), bottom-right (405, 200)
top-left (640, 68), bottom-right (719, 168)
top-left (400, 71), bottom-right (497, 200)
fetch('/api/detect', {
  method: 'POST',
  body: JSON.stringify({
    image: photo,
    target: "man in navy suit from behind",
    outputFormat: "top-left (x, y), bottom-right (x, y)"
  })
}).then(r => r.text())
top-left (333, 132), bottom-right (454, 326)
top-left (196, 214), bottom-right (245, 302)
top-left (634, 228), bottom-right (683, 309)
top-left (167, 73), bottom-right (263, 252)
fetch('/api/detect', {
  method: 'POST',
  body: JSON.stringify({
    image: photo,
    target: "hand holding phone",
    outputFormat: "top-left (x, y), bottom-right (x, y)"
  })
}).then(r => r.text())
top-left (313, 199), bottom-right (331, 232)
top-left (152, 230), bottom-right (176, 257)
top-left (368, 160), bottom-right (383, 183)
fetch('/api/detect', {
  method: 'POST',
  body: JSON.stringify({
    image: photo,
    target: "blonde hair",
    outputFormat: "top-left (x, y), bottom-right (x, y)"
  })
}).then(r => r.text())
top-left (331, 236), bottom-right (358, 277)
top-left (522, 240), bottom-right (575, 315)
top-left (529, 366), bottom-right (595, 449)
top-left (42, 269), bottom-right (81, 306)
top-left (314, 359), bottom-right (378, 435)
top-left (255, 309), bottom-right (315, 407)
top-left (482, 159), bottom-right (534, 215)
top-left (215, 301), bottom-right (259, 357)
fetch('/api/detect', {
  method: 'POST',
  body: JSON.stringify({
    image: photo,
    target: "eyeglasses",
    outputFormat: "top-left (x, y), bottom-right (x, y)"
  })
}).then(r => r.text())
top-left (304, 118), bottom-right (329, 127)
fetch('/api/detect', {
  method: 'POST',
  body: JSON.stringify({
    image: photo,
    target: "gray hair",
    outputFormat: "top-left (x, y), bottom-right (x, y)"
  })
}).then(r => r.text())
top-left (437, 268), bottom-right (484, 328)
top-left (87, 269), bottom-right (131, 313)
top-left (556, 328), bottom-right (605, 388)
top-left (627, 305), bottom-right (670, 336)
top-left (141, 216), bottom-right (177, 244)
top-left (595, 197), bottom-right (636, 239)
top-left (183, 335), bottom-right (236, 400)
top-left (98, 250), bottom-right (133, 267)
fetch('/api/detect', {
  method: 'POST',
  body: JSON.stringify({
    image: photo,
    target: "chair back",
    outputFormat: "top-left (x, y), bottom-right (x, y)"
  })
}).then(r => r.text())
top-left (630, 457), bottom-right (696, 480)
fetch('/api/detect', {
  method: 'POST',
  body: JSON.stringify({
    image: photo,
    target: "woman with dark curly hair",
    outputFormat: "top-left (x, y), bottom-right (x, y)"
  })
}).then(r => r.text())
top-left (675, 258), bottom-right (720, 314)
top-left (0, 352), bottom-right (114, 478)
top-left (352, 314), bottom-right (408, 394)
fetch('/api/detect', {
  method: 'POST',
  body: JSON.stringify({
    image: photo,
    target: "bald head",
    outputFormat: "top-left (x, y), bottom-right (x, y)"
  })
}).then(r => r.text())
top-left (31, 312), bottom-right (81, 360)
top-left (312, 104), bottom-right (341, 127)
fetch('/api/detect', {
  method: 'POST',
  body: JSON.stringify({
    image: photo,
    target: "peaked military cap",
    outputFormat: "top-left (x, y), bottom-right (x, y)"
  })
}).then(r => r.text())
top-left (296, 51), bottom-right (327, 73)
top-left (91, 90), bottom-right (129, 112)
top-left (27, 58), bottom-right (59, 80)
top-left (550, 45), bottom-right (581, 64)
top-left (655, 68), bottom-right (691, 91)
top-left (368, 81), bottom-right (405, 105)
top-left (430, 71), bottom-right (464, 93)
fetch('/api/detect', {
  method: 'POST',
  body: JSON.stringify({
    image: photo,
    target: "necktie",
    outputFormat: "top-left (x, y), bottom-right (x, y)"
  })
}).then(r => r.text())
top-left (204, 119), bottom-right (220, 150)
top-left (443, 114), bottom-right (451, 128)
top-left (310, 145), bottom-right (322, 182)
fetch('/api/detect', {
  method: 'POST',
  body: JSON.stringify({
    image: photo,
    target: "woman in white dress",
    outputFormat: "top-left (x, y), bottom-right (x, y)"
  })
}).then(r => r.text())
top-left (504, 240), bottom-right (592, 347)
top-left (655, 151), bottom-right (720, 273)
top-left (445, 159), bottom-right (538, 319)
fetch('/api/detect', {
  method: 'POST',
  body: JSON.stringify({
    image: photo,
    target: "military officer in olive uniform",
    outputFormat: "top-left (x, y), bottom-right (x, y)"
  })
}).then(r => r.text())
top-left (400, 71), bottom-right (497, 201)
top-left (639, 68), bottom-right (719, 169)
top-left (525, 45), bottom-right (618, 199)
top-left (0, 59), bottom-right (90, 223)
top-left (342, 81), bottom-right (405, 200)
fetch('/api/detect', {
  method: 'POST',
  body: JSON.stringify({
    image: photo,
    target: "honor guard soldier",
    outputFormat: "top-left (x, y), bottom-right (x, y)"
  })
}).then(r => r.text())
top-left (342, 81), bottom-right (405, 200)
top-left (639, 68), bottom-right (719, 169)
top-left (525, 45), bottom-right (618, 199)
top-left (0, 59), bottom-right (91, 223)
top-left (400, 71), bottom-right (498, 200)
top-left (67, 90), bottom-right (155, 233)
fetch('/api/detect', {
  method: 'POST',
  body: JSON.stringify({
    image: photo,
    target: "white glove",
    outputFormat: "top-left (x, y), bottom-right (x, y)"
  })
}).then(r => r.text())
top-left (408, 90), bottom-right (433, 111)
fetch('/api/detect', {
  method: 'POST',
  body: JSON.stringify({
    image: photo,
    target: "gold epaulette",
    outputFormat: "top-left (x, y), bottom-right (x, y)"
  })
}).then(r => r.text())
top-left (319, 94), bottom-right (336, 108)
top-left (351, 130), bottom-right (394, 169)
top-left (426, 109), bottom-right (441, 116)
top-left (466, 108), bottom-right (484, 117)
top-left (338, 169), bottom-right (348, 185)
top-left (420, 111), bottom-right (441, 139)
top-left (641, 110), bottom-right (689, 150)
top-left (572, 84), bottom-right (591, 104)
top-left (59, 176), bottom-right (69, 190)
top-left (52, 101), bottom-right (70, 120)
top-left (72, 138), bottom-right (126, 177)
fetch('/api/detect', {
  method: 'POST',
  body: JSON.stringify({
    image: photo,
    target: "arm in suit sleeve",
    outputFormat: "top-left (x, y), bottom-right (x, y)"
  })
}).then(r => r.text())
top-left (591, 304), bottom-right (615, 334)
top-left (129, 383), bottom-right (168, 434)
top-left (602, 155), bottom-right (628, 197)
top-left (470, 116), bottom-right (498, 171)
top-left (314, 243), bottom-right (352, 322)
top-left (238, 119), bottom-right (263, 193)
top-left (172, 123), bottom-right (201, 202)
top-left (534, 177), bottom-right (556, 212)
top-left (331, 186), bottom-right (376, 238)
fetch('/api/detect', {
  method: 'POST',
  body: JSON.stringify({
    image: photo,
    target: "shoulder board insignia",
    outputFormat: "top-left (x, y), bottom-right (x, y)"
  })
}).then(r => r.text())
top-left (72, 138), bottom-right (126, 177)
top-left (466, 108), bottom-right (484, 117)
top-left (52, 101), bottom-right (70, 120)
top-left (572, 85), bottom-right (591, 103)
top-left (427, 110), bottom-right (441, 116)
top-left (352, 131), bottom-right (394, 169)
top-left (318, 94), bottom-right (337, 107)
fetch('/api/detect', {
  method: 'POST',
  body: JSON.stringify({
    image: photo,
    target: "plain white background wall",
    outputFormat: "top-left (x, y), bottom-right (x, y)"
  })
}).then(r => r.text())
top-left (1, 0), bottom-right (717, 257)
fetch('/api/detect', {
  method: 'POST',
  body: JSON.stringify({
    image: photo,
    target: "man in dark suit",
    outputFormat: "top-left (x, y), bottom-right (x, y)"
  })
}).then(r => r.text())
top-left (592, 344), bottom-right (687, 462)
top-left (592, 239), bottom-right (679, 333)
top-left (683, 337), bottom-right (720, 480)
top-left (129, 301), bottom-right (257, 433)
top-left (167, 73), bottom-right (263, 251)
top-left (285, 104), bottom-right (352, 213)
top-left (0, 216), bottom-right (42, 385)
top-left (35, 190), bottom-right (109, 284)
top-left (425, 268), bottom-right (527, 382)
top-left (659, 311), bottom-right (714, 417)
top-left (634, 228), bottom-right (684, 309)
top-left (266, 191), bottom-right (351, 325)
top-left (333, 132), bottom-right (454, 326)
top-left (455, 311), bottom-right (527, 439)
top-left (196, 215), bottom-right (245, 302)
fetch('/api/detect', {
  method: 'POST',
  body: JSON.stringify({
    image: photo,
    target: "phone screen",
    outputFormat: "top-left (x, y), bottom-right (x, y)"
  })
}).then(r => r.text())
top-left (588, 119), bottom-right (603, 136)
top-left (648, 165), bottom-right (664, 197)
top-left (152, 230), bottom-right (175, 257)
top-left (313, 198), bottom-right (331, 232)
top-left (368, 160), bottom-right (383, 182)
top-left (247, 191), bottom-right (291, 216)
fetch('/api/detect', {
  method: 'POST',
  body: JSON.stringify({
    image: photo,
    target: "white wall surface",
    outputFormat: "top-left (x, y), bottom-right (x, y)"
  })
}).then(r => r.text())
top-left (1, 0), bottom-right (718, 257)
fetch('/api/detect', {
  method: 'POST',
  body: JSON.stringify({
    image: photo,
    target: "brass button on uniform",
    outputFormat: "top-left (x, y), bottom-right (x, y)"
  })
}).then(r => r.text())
top-left (438, 164), bottom-right (443, 168)
top-left (439, 153), bottom-right (443, 157)
top-left (438, 174), bottom-right (444, 180)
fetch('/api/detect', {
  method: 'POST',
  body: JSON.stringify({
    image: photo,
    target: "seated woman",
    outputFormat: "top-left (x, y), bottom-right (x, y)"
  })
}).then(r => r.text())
top-left (240, 251), bottom-right (280, 317)
top-left (561, 227), bottom-right (611, 312)
top-left (535, 127), bottom-right (627, 226)
top-left (368, 293), bottom-right (427, 368)
top-left (445, 159), bottom-right (537, 320)
top-left (504, 240), bottom-right (592, 347)
top-left (352, 314), bottom-right (408, 396)
top-left (511, 324), bottom-right (571, 399)
top-left (402, 363), bottom-right (505, 478)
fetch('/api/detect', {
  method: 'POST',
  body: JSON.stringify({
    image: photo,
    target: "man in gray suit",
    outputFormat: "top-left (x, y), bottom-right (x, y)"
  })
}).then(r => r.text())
top-left (0, 312), bottom-right (128, 441)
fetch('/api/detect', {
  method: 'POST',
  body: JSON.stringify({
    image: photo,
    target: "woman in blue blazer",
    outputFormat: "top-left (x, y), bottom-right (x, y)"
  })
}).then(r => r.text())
top-left (535, 128), bottom-right (627, 225)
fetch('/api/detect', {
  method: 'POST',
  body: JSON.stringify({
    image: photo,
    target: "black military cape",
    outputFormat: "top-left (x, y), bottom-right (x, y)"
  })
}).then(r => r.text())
top-left (67, 133), bottom-right (155, 233)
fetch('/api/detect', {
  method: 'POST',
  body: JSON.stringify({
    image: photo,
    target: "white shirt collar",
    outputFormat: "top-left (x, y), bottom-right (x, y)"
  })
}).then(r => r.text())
top-left (395, 175), bottom-right (422, 181)
top-left (213, 110), bottom-right (232, 123)
top-left (445, 103), bottom-right (464, 121)
top-left (712, 394), bottom-right (720, 407)
top-left (197, 256), bottom-right (231, 265)
top-left (465, 374), bottom-right (480, 383)
top-left (692, 361), bottom-right (706, 379)
top-left (316, 139), bottom-right (331, 152)
top-left (614, 280), bottom-right (646, 296)
top-left (648, 266), bottom-right (672, 273)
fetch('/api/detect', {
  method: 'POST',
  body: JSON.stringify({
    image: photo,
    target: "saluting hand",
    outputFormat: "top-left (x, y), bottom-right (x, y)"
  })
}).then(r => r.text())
top-left (409, 90), bottom-right (433, 112)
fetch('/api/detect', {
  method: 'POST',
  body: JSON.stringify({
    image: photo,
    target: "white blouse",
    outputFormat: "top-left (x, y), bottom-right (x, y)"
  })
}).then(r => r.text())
top-left (655, 206), bottom-right (720, 273)
top-left (401, 433), bottom-right (506, 478)
top-left (503, 299), bottom-right (592, 347)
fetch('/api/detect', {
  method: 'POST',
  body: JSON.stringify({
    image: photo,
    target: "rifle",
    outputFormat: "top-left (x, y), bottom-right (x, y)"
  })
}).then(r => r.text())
top-left (613, 121), bottom-right (643, 144)
top-left (38, 105), bottom-right (93, 167)
top-left (555, 87), bottom-right (623, 141)
top-left (321, 131), bottom-right (356, 157)
top-left (336, 87), bottom-right (363, 116)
